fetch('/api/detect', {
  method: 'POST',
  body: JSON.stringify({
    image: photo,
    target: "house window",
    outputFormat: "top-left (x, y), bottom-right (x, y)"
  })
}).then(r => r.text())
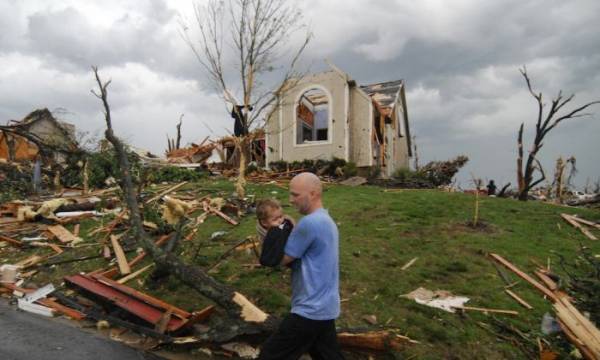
top-left (296, 88), bottom-right (329, 144)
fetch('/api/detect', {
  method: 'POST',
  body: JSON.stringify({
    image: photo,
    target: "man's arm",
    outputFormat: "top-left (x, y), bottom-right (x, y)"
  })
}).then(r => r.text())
top-left (280, 254), bottom-right (296, 266)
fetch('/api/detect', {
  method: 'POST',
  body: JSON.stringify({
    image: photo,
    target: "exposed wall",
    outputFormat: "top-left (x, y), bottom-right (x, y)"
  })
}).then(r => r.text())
top-left (349, 87), bottom-right (372, 167)
top-left (266, 71), bottom-right (347, 164)
top-left (392, 87), bottom-right (410, 170)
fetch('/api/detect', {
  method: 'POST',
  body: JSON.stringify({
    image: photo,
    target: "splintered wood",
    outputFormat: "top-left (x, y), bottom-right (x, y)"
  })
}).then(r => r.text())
top-left (561, 213), bottom-right (598, 241)
top-left (47, 225), bottom-right (80, 243)
top-left (490, 253), bottom-right (600, 359)
top-left (110, 235), bottom-right (131, 275)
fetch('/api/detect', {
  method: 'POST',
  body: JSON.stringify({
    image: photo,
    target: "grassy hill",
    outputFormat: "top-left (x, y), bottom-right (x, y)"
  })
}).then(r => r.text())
top-left (4, 178), bottom-right (600, 359)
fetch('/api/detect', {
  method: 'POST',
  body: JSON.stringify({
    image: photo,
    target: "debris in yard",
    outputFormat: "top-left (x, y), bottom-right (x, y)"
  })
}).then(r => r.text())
top-left (452, 305), bottom-right (519, 316)
top-left (362, 314), bottom-right (377, 325)
top-left (110, 235), bottom-right (131, 275)
top-left (47, 224), bottom-right (82, 244)
top-left (336, 330), bottom-right (419, 351)
top-left (64, 273), bottom-right (214, 334)
top-left (0, 264), bottom-right (19, 283)
top-left (402, 287), bottom-right (469, 313)
top-left (505, 289), bottom-right (533, 310)
top-left (491, 253), bottom-right (600, 358)
top-left (221, 342), bottom-right (259, 359)
top-left (339, 176), bottom-right (367, 187)
top-left (400, 257), bottom-right (418, 271)
top-left (489, 253), bottom-right (558, 302)
top-left (161, 196), bottom-right (193, 225)
top-left (561, 213), bottom-right (598, 240)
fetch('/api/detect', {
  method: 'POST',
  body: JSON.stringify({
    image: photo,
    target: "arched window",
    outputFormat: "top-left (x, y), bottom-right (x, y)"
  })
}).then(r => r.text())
top-left (296, 88), bottom-right (330, 144)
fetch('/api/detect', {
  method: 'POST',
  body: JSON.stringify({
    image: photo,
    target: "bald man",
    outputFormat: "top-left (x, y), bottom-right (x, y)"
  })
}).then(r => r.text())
top-left (259, 172), bottom-right (344, 360)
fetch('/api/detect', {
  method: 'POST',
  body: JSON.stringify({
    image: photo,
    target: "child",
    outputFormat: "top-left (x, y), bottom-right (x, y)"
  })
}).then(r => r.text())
top-left (256, 198), bottom-right (294, 267)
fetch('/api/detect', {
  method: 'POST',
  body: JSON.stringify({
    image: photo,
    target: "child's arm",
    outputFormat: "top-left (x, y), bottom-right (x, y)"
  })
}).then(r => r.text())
top-left (259, 220), bottom-right (293, 267)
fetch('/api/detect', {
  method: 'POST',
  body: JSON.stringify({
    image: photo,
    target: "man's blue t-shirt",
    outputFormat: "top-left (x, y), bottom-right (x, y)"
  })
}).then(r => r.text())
top-left (284, 208), bottom-right (340, 320)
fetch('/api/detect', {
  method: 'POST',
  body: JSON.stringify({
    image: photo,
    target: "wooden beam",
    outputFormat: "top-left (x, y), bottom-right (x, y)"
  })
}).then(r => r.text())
top-left (504, 289), bottom-right (533, 310)
top-left (0, 234), bottom-right (23, 247)
top-left (400, 257), bottom-right (418, 271)
top-left (561, 213), bottom-right (598, 240)
top-left (211, 209), bottom-right (239, 226)
top-left (489, 253), bottom-right (558, 302)
top-left (117, 264), bottom-right (154, 284)
top-left (145, 181), bottom-right (188, 204)
top-left (453, 306), bottom-right (519, 316)
top-left (569, 215), bottom-right (600, 230)
top-left (110, 235), bottom-right (131, 275)
top-left (47, 225), bottom-right (80, 243)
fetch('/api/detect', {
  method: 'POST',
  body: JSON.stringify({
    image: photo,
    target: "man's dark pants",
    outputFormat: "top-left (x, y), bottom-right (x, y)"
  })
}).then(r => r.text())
top-left (258, 313), bottom-right (345, 360)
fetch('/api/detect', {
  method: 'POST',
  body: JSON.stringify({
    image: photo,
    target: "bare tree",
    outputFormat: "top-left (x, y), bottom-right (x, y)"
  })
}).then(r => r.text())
top-left (166, 114), bottom-right (184, 154)
top-left (516, 66), bottom-right (600, 201)
top-left (182, 0), bottom-right (311, 198)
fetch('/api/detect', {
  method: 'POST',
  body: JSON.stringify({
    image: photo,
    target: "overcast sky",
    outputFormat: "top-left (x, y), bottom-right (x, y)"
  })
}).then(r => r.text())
top-left (1, 0), bottom-right (599, 188)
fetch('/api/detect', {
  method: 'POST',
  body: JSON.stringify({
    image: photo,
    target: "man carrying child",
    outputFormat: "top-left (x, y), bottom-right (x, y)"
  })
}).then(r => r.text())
top-left (257, 172), bottom-right (344, 360)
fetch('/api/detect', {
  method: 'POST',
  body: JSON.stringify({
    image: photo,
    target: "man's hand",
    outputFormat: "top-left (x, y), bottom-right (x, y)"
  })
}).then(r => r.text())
top-left (281, 254), bottom-right (295, 266)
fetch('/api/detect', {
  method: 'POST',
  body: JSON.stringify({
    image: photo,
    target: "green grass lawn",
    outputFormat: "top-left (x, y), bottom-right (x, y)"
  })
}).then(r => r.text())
top-left (2, 178), bottom-right (599, 359)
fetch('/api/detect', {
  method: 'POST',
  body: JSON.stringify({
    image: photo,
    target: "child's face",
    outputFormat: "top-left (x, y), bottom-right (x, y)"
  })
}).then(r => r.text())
top-left (261, 207), bottom-right (284, 229)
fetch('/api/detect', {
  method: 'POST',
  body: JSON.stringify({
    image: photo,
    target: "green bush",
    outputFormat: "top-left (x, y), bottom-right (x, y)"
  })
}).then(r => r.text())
top-left (341, 162), bottom-right (358, 178)
top-left (145, 166), bottom-right (206, 184)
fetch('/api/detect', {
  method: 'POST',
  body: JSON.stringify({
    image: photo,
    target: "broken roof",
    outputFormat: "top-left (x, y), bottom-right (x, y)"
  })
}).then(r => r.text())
top-left (360, 80), bottom-right (404, 109)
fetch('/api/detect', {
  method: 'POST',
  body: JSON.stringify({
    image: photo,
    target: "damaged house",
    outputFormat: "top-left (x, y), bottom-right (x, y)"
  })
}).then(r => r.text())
top-left (0, 108), bottom-right (79, 163)
top-left (265, 64), bottom-right (412, 176)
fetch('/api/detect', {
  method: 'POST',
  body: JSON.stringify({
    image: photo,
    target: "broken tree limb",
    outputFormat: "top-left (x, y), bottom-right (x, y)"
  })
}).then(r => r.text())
top-left (489, 253), bottom-right (558, 302)
top-left (92, 67), bottom-right (273, 339)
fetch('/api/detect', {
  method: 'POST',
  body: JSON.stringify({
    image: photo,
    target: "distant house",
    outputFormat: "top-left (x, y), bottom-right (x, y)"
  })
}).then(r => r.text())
top-left (0, 108), bottom-right (79, 163)
top-left (265, 64), bottom-right (412, 176)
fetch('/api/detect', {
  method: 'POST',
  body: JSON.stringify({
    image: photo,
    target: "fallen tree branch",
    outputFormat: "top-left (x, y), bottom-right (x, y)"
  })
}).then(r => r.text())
top-left (91, 67), bottom-right (275, 341)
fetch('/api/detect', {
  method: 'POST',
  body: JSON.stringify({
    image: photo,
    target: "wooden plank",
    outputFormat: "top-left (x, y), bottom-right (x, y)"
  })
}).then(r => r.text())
top-left (15, 255), bottom-right (45, 269)
top-left (535, 270), bottom-right (558, 291)
top-left (211, 209), bottom-right (238, 226)
top-left (47, 225), bottom-right (79, 243)
top-left (0, 234), bottom-right (23, 247)
top-left (117, 264), bottom-right (154, 284)
top-left (505, 289), bottom-right (533, 310)
top-left (558, 298), bottom-right (600, 346)
top-left (110, 235), bottom-right (131, 275)
top-left (145, 181), bottom-right (188, 204)
top-left (570, 215), bottom-right (600, 230)
top-left (401, 257), bottom-right (418, 271)
top-left (561, 214), bottom-right (598, 240)
top-left (99, 234), bottom-right (170, 279)
top-left (232, 291), bottom-right (268, 323)
top-left (453, 305), bottom-right (519, 316)
top-left (557, 319), bottom-right (597, 360)
top-left (489, 253), bottom-right (558, 302)
top-left (555, 301), bottom-right (600, 358)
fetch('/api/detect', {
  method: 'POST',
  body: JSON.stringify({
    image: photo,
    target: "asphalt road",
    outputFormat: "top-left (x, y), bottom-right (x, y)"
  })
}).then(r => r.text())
top-left (0, 299), bottom-right (164, 360)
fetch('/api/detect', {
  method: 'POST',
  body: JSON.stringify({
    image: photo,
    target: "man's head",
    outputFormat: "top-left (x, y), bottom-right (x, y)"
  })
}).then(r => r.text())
top-left (256, 198), bottom-right (284, 229)
top-left (289, 172), bottom-right (323, 215)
